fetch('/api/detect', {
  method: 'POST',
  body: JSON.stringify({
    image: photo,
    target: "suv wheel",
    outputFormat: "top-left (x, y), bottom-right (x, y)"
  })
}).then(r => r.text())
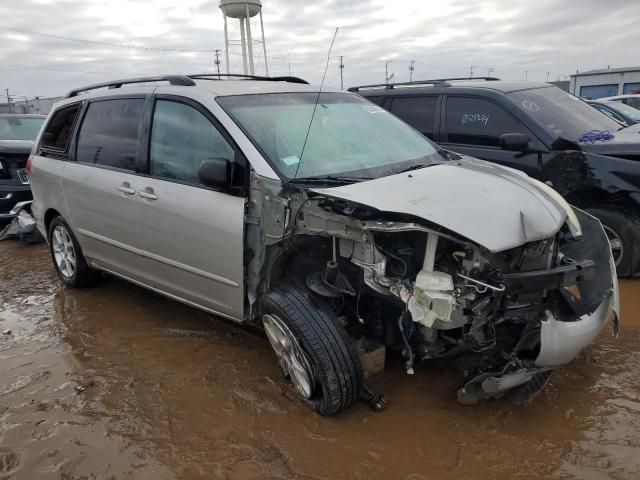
top-left (587, 207), bottom-right (640, 277)
top-left (48, 216), bottom-right (97, 287)
top-left (263, 282), bottom-right (363, 416)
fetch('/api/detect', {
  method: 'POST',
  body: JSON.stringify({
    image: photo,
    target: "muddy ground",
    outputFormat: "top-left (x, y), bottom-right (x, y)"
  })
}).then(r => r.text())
top-left (0, 241), bottom-right (639, 480)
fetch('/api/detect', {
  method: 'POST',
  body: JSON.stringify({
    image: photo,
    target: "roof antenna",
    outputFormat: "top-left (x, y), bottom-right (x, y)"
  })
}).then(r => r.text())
top-left (292, 27), bottom-right (339, 181)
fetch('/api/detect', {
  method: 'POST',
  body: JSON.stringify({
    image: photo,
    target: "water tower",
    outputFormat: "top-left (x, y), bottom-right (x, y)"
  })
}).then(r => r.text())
top-left (219, 0), bottom-right (269, 75)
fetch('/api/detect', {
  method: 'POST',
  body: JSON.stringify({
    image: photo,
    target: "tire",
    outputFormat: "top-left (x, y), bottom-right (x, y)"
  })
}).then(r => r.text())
top-left (586, 207), bottom-right (640, 277)
top-left (263, 282), bottom-right (363, 416)
top-left (48, 216), bottom-right (97, 287)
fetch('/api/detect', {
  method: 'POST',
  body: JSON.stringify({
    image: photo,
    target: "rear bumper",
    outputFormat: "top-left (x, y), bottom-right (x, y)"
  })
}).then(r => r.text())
top-left (0, 184), bottom-right (32, 219)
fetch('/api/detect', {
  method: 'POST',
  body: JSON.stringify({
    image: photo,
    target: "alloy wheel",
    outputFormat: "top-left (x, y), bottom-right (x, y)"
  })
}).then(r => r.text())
top-left (52, 225), bottom-right (77, 278)
top-left (263, 314), bottom-right (315, 399)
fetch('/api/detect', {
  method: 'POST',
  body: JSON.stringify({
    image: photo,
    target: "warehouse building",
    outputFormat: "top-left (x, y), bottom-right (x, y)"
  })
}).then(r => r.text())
top-left (0, 96), bottom-right (60, 114)
top-left (569, 67), bottom-right (640, 99)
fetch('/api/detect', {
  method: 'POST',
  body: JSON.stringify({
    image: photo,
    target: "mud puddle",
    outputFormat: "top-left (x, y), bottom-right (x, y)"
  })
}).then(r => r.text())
top-left (1, 241), bottom-right (639, 479)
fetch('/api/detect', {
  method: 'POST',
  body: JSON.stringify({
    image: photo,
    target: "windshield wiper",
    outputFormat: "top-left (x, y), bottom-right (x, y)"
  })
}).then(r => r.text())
top-left (395, 163), bottom-right (432, 174)
top-left (291, 174), bottom-right (372, 185)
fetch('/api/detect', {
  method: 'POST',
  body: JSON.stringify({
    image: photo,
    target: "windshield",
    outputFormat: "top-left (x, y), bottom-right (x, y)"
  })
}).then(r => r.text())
top-left (508, 86), bottom-right (622, 145)
top-left (605, 101), bottom-right (640, 122)
top-left (0, 116), bottom-right (44, 141)
top-left (217, 92), bottom-right (442, 181)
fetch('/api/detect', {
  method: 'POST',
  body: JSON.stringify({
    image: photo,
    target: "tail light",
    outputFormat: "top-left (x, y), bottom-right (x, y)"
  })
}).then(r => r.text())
top-left (26, 154), bottom-right (33, 174)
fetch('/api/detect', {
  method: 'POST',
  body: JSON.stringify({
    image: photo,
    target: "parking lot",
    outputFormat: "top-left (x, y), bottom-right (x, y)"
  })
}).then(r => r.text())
top-left (0, 240), bottom-right (637, 479)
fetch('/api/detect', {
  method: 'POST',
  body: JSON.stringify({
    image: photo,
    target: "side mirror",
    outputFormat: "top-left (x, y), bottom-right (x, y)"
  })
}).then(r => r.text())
top-left (198, 158), bottom-right (231, 189)
top-left (500, 133), bottom-right (529, 152)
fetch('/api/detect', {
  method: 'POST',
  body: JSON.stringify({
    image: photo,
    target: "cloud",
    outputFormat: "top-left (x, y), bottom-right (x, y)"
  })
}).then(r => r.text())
top-left (0, 0), bottom-right (638, 97)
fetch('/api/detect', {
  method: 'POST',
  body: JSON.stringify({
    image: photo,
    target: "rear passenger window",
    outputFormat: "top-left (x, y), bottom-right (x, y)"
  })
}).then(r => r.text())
top-left (39, 103), bottom-right (81, 157)
top-left (76, 99), bottom-right (144, 171)
top-left (390, 96), bottom-right (437, 139)
top-left (149, 100), bottom-right (235, 185)
top-left (445, 97), bottom-right (524, 147)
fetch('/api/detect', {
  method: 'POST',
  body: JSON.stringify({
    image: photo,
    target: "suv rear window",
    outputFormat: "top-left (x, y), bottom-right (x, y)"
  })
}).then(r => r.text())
top-left (390, 96), bottom-right (438, 139)
top-left (445, 97), bottom-right (524, 147)
top-left (76, 99), bottom-right (144, 171)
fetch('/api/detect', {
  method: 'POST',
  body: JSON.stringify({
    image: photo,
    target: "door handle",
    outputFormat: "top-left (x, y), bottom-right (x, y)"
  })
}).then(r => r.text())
top-left (138, 188), bottom-right (158, 201)
top-left (118, 183), bottom-right (135, 195)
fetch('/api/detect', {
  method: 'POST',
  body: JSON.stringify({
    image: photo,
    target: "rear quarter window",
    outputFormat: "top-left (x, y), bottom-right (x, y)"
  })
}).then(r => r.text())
top-left (76, 98), bottom-right (144, 171)
top-left (39, 104), bottom-right (82, 157)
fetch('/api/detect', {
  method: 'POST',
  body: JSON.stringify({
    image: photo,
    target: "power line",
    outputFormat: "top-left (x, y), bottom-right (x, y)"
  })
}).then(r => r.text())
top-left (5, 63), bottom-right (159, 75)
top-left (0, 24), bottom-right (216, 52)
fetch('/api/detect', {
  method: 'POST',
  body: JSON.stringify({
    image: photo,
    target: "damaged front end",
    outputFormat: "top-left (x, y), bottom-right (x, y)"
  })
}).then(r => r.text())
top-left (247, 169), bottom-right (619, 405)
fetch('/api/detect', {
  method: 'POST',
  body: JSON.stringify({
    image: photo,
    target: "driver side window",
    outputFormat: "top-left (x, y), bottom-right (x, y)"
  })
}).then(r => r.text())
top-left (150, 100), bottom-right (235, 184)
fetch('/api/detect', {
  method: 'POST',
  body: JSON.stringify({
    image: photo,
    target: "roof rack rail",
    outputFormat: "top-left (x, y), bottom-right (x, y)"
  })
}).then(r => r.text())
top-left (189, 73), bottom-right (309, 84)
top-left (427, 76), bottom-right (501, 82)
top-left (348, 76), bottom-right (501, 92)
top-left (348, 80), bottom-right (447, 92)
top-left (64, 75), bottom-right (196, 98)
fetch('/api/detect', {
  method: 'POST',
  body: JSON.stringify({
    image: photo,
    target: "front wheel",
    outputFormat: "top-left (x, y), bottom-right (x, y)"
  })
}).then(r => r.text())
top-left (586, 207), bottom-right (640, 277)
top-left (262, 282), bottom-right (363, 416)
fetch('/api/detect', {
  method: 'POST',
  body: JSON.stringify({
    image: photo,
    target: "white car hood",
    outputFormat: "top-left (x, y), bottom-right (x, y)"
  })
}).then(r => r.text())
top-left (311, 158), bottom-right (568, 252)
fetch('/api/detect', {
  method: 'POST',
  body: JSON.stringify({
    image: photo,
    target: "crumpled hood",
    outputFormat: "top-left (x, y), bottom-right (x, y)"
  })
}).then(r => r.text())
top-left (311, 158), bottom-right (568, 252)
top-left (579, 124), bottom-right (640, 157)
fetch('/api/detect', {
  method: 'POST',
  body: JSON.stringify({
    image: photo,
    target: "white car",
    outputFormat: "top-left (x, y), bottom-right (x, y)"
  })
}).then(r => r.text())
top-left (599, 94), bottom-right (640, 110)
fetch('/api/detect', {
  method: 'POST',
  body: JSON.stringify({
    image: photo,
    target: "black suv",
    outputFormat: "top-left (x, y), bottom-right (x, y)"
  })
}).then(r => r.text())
top-left (0, 114), bottom-right (45, 221)
top-left (351, 78), bottom-right (640, 276)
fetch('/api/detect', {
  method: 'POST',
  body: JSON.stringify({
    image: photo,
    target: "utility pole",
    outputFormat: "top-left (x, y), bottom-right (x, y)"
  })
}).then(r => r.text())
top-left (546, 71), bottom-right (550, 82)
top-left (524, 70), bottom-right (529, 81)
top-left (409, 60), bottom-right (415, 83)
top-left (287, 50), bottom-right (292, 76)
top-left (214, 49), bottom-right (221, 78)
top-left (5, 89), bottom-right (12, 113)
top-left (385, 60), bottom-right (392, 84)
top-left (469, 65), bottom-right (475, 78)
top-left (339, 55), bottom-right (344, 90)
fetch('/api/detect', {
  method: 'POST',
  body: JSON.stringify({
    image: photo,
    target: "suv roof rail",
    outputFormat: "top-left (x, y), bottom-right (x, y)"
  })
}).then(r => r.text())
top-left (348, 76), bottom-right (501, 92)
top-left (64, 75), bottom-right (196, 98)
top-left (348, 80), bottom-right (447, 92)
top-left (189, 73), bottom-right (309, 84)
top-left (429, 76), bottom-right (501, 82)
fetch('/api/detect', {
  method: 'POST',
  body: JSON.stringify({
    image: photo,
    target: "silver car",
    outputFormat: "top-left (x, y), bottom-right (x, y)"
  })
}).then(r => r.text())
top-left (29, 74), bottom-right (620, 414)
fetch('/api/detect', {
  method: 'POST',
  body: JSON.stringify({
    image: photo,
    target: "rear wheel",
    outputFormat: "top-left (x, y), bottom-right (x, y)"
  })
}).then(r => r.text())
top-left (586, 207), bottom-right (640, 277)
top-left (48, 216), bottom-right (97, 287)
top-left (263, 282), bottom-right (363, 416)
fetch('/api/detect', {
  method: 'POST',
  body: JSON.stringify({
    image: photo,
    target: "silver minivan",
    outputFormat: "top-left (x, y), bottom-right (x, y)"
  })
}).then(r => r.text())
top-left (29, 75), bottom-right (619, 414)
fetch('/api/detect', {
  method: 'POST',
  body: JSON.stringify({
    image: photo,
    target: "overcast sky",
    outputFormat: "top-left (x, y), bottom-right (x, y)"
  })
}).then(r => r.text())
top-left (1, 0), bottom-right (639, 98)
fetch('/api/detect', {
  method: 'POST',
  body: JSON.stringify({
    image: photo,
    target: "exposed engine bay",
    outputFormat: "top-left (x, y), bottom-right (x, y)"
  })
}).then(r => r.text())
top-left (247, 172), bottom-right (619, 406)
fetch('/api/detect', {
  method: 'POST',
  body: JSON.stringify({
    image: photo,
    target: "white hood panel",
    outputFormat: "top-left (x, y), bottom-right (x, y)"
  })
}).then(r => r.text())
top-left (311, 159), bottom-right (567, 252)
